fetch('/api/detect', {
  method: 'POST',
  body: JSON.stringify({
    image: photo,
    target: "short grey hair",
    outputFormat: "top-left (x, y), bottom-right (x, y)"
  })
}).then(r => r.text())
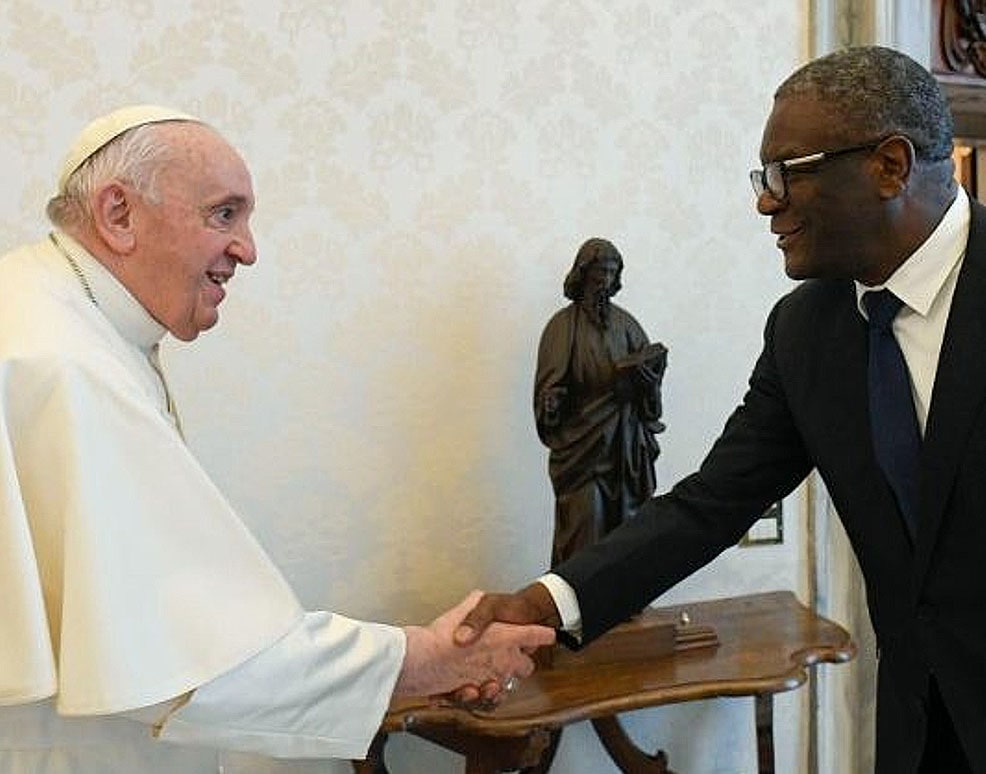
top-left (46, 123), bottom-right (176, 229)
top-left (775, 46), bottom-right (953, 162)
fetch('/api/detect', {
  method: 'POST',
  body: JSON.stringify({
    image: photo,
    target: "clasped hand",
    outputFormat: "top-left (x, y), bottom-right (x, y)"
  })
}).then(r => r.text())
top-left (395, 590), bottom-right (555, 707)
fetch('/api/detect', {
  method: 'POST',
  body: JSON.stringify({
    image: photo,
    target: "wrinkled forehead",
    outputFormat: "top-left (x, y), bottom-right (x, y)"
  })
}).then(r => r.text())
top-left (157, 122), bottom-right (239, 166)
top-left (155, 123), bottom-right (255, 202)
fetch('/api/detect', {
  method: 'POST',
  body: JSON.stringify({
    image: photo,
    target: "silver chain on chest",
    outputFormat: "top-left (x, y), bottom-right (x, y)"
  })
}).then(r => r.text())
top-left (48, 232), bottom-right (98, 307)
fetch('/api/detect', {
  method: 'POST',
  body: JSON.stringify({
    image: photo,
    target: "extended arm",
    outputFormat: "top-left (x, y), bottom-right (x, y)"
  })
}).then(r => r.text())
top-left (146, 592), bottom-right (553, 760)
top-left (458, 299), bottom-right (813, 646)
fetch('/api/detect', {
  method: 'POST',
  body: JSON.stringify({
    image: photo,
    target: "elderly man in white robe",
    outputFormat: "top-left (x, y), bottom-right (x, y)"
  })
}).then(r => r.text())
top-left (0, 106), bottom-right (554, 773)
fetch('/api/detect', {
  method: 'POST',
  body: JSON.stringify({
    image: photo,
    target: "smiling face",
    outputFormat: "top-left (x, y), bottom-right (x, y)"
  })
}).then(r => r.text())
top-left (756, 95), bottom-right (885, 283)
top-left (126, 123), bottom-right (257, 341)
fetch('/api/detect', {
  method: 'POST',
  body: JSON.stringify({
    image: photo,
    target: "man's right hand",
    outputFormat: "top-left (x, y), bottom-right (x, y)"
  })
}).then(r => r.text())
top-left (453, 583), bottom-right (562, 646)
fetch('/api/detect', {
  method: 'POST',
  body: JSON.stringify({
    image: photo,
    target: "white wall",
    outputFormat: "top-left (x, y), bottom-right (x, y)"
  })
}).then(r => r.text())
top-left (0, 2), bottom-right (809, 771)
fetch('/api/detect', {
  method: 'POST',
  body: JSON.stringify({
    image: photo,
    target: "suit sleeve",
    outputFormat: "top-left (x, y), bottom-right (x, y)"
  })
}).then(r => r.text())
top-left (554, 300), bottom-right (814, 644)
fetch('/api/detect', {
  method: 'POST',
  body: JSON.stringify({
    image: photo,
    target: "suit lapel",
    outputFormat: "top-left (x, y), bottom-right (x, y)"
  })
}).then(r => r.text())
top-left (916, 199), bottom-right (986, 582)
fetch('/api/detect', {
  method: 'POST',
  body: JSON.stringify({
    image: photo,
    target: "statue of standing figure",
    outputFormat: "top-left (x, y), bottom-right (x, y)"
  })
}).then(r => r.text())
top-left (535, 238), bottom-right (667, 566)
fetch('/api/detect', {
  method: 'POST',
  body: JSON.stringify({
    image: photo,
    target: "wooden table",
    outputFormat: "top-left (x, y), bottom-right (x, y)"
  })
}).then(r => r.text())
top-left (353, 590), bottom-right (855, 773)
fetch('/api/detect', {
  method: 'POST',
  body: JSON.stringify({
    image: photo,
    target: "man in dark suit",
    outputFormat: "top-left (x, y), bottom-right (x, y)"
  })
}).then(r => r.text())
top-left (457, 46), bottom-right (981, 773)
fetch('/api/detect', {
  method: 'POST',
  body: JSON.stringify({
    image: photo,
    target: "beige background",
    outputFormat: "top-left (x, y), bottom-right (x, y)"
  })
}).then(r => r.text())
top-left (0, 1), bottom-right (812, 771)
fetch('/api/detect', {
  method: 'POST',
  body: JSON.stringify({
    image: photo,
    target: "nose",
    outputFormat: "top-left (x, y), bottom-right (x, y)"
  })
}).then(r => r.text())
top-left (755, 189), bottom-right (784, 216)
top-left (228, 224), bottom-right (257, 265)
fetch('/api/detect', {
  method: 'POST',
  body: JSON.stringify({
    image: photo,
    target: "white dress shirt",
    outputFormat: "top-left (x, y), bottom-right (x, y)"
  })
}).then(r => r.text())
top-left (855, 187), bottom-right (969, 434)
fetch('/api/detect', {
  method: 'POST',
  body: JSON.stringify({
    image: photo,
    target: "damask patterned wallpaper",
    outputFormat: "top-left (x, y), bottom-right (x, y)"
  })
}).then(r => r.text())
top-left (1, 1), bottom-right (805, 771)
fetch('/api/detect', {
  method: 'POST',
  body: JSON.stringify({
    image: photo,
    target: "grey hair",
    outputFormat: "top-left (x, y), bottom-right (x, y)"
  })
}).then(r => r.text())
top-left (775, 46), bottom-right (953, 162)
top-left (46, 122), bottom-right (177, 229)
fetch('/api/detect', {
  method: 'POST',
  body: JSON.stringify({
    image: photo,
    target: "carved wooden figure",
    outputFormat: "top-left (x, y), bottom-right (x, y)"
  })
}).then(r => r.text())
top-left (535, 238), bottom-right (668, 565)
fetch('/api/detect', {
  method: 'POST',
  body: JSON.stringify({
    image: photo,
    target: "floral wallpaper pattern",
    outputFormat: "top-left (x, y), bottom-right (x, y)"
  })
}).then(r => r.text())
top-left (0, 2), bottom-right (806, 771)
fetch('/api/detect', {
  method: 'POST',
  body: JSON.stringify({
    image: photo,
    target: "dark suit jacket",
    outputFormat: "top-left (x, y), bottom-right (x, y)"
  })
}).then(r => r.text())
top-left (554, 196), bottom-right (986, 773)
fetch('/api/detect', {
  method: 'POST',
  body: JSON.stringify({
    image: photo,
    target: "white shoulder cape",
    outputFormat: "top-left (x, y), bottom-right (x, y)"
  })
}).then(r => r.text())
top-left (0, 239), bottom-right (303, 715)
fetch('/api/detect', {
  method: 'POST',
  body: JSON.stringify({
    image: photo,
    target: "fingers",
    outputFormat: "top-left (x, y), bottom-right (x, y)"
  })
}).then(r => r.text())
top-left (479, 679), bottom-right (502, 701)
top-left (482, 625), bottom-right (553, 674)
top-left (450, 683), bottom-right (481, 705)
top-left (454, 593), bottom-right (501, 645)
top-left (470, 626), bottom-right (552, 683)
top-left (431, 589), bottom-right (488, 646)
top-left (442, 589), bottom-right (485, 626)
top-left (455, 583), bottom-right (563, 646)
top-left (521, 623), bottom-right (557, 649)
top-left (454, 592), bottom-right (533, 644)
top-left (446, 679), bottom-right (504, 712)
top-left (473, 676), bottom-right (515, 711)
top-left (512, 656), bottom-right (535, 679)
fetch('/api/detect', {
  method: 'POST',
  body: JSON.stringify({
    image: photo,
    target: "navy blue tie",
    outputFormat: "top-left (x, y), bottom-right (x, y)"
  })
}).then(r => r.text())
top-left (864, 290), bottom-right (921, 539)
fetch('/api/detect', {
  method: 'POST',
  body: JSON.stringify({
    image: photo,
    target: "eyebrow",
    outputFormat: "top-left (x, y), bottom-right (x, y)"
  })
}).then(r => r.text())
top-left (204, 194), bottom-right (254, 213)
top-left (219, 194), bottom-right (252, 207)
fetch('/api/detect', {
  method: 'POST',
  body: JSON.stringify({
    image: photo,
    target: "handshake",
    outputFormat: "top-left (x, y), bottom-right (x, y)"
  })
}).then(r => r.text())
top-left (394, 584), bottom-right (558, 707)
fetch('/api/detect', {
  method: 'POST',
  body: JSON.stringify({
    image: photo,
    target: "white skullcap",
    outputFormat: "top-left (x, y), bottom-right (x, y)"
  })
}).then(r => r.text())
top-left (57, 104), bottom-right (201, 194)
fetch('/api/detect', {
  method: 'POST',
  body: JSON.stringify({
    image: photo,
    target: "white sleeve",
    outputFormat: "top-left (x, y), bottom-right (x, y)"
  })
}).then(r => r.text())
top-left (133, 611), bottom-right (406, 760)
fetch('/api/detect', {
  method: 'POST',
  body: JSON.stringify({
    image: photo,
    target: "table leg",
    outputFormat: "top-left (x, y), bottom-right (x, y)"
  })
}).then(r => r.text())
top-left (592, 715), bottom-right (673, 773)
top-left (415, 725), bottom-right (553, 773)
top-left (755, 694), bottom-right (774, 774)
top-left (463, 757), bottom-right (499, 774)
top-left (518, 727), bottom-right (563, 773)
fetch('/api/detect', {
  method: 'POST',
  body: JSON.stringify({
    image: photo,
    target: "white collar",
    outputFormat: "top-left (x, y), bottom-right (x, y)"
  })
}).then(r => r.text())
top-left (50, 231), bottom-right (167, 354)
top-left (855, 187), bottom-right (970, 317)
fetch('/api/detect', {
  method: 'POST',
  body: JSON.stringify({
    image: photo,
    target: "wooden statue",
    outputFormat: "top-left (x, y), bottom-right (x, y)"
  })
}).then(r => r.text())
top-left (534, 237), bottom-right (667, 565)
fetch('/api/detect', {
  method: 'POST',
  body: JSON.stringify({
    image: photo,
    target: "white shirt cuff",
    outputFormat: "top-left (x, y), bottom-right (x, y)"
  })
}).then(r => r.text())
top-left (535, 573), bottom-right (582, 641)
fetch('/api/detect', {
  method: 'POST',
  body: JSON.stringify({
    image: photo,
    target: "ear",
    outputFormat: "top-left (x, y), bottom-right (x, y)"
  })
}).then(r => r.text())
top-left (91, 181), bottom-right (137, 254)
top-left (872, 135), bottom-right (915, 199)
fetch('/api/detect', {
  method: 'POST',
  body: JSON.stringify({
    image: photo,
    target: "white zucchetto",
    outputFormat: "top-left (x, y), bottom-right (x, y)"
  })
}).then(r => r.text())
top-left (57, 105), bottom-right (200, 193)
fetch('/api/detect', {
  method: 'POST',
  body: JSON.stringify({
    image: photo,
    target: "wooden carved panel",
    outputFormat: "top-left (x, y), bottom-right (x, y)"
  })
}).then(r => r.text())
top-left (933, 0), bottom-right (986, 139)
top-left (938, 0), bottom-right (986, 77)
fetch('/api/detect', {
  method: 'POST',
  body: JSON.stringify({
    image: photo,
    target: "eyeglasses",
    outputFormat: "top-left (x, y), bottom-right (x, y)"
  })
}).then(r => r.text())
top-left (749, 140), bottom-right (884, 202)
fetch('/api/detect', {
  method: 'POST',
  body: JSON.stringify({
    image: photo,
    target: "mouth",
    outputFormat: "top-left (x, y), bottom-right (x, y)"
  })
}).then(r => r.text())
top-left (206, 270), bottom-right (231, 287)
top-left (774, 225), bottom-right (804, 251)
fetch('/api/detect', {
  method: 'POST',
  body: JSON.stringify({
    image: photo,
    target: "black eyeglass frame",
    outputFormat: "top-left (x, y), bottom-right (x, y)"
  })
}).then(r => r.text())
top-left (749, 139), bottom-right (887, 202)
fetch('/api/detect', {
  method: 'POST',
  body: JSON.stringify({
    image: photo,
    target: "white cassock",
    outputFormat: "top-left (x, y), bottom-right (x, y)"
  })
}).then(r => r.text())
top-left (0, 234), bottom-right (405, 772)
